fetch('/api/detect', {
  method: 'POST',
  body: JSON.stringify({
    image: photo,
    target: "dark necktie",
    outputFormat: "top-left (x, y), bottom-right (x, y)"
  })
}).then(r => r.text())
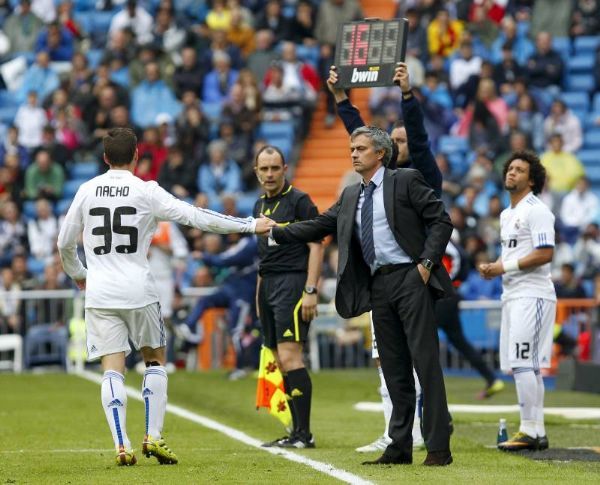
top-left (361, 181), bottom-right (376, 266)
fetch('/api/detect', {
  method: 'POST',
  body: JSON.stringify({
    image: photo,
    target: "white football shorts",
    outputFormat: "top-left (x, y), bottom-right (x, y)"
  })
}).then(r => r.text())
top-left (500, 297), bottom-right (556, 372)
top-left (85, 302), bottom-right (166, 361)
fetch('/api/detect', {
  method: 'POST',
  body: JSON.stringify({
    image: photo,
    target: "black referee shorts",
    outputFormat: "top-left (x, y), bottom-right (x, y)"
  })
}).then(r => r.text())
top-left (258, 272), bottom-right (310, 349)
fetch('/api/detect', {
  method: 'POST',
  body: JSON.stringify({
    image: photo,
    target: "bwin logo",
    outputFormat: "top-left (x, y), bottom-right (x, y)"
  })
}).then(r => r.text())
top-left (108, 399), bottom-right (123, 407)
top-left (351, 68), bottom-right (378, 83)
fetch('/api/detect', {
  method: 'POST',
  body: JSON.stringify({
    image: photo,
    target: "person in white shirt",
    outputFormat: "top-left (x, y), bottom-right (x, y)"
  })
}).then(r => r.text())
top-left (27, 198), bottom-right (58, 261)
top-left (108, 0), bottom-right (154, 46)
top-left (57, 128), bottom-right (274, 467)
top-left (479, 150), bottom-right (556, 452)
top-left (14, 91), bottom-right (47, 150)
top-left (559, 176), bottom-right (599, 240)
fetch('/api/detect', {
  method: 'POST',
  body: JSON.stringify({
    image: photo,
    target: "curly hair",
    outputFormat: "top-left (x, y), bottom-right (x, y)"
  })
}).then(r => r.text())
top-left (502, 150), bottom-right (546, 195)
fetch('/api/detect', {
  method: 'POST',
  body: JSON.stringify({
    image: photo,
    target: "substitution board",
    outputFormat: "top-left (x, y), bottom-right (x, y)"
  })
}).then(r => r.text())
top-left (334, 18), bottom-right (408, 88)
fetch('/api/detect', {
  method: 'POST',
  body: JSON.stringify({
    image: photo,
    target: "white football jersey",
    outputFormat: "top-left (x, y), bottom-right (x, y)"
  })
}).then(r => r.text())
top-left (57, 170), bottom-right (256, 309)
top-left (500, 192), bottom-right (556, 301)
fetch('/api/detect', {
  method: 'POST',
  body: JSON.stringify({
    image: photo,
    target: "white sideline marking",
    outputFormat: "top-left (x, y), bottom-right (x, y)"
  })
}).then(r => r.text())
top-left (0, 449), bottom-right (112, 454)
top-left (355, 402), bottom-right (600, 420)
top-left (79, 371), bottom-right (373, 485)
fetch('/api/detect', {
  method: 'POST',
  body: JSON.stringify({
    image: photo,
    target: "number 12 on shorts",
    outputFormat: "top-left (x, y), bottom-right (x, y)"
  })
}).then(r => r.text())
top-left (515, 341), bottom-right (530, 359)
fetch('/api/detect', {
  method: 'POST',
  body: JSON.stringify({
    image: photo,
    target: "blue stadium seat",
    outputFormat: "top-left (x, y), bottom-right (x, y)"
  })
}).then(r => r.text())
top-left (86, 49), bottom-right (104, 70)
top-left (561, 92), bottom-right (590, 112)
top-left (73, 12), bottom-right (93, 35)
top-left (567, 54), bottom-right (595, 73)
top-left (577, 149), bottom-right (600, 166)
top-left (566, 74), bottom-right (596, 92)
top-left (572, 109), bottom-right (587, 125)
top-left (27, 257), bottom-right (46, 275)
top-left (0, 89), bottom-right (19, 107)
top-left (574, 36), bottom-right (600, 55)
top-left (552, 37), bottom-right (571, 60)
top-left (584, 130), bottom-right (600, 149)
top-left (0, 106), bottom-right (19, 124)
top-left (460, 309), bottom-right (499, 350)
top-left (447, 152), bottom-right (468, 175)
top-left (585, 112), bottom-right (600, 128)
top-left (69, 162), bottom-right (98, 180)
top-left (73, 0), bottom-right (96, 12)
top-left (438, 135), bottom-right (468, 154)
top-left (22, 200), bottom-right (37, 220)
top-left (202, 101), bottom-right (222, 123)
top-left (259, 121), bottom-right (295, 140)
top-left (584, 165), bottom-right (600, 183)
top-left (24, 325), bottom-right (68, 369)
top-left (62, 180), bottom-right (83, 199)
top-left (594, 93), bottom-right (600, 112)
top-left (55, 198), bottom-right (73, 215)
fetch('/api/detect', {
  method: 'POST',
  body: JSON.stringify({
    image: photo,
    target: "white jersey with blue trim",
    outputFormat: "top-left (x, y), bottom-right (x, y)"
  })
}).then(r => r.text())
top-left (500, 192), bottom-right (556, 302)
top-left (57, 170), bottom-right (256, 309)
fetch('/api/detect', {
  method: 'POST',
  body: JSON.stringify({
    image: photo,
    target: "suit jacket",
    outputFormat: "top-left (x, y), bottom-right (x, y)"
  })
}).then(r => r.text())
top-left (272, 167), bottom-right (454, 318)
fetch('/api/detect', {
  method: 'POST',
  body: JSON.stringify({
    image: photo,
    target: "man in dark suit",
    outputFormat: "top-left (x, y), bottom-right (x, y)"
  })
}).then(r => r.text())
top-left (270, 126), bottom-right (454, 466)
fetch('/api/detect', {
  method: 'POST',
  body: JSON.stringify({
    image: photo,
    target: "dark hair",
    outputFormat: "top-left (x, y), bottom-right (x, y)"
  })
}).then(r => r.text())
top-left (502, 150), bottom-right (546, 195)
top-left (391, 120), bottom-right (405, 130)
top-left (254, 145), bottom-right (286, 166)
top-left (103, 128), bottom-right (137, 166)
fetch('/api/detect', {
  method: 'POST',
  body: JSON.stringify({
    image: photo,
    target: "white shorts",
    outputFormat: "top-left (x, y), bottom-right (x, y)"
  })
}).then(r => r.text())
top-left (369, 312), bottom-right (379, 359)
top-left (85, 303), bottom-right (166, 362)
top-left (500, 297), bottom-right (556, 372)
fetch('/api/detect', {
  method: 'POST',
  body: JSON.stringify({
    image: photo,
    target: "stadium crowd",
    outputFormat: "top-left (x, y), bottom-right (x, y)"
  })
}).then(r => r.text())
top-left (0, 0), bottom-right (600, 366)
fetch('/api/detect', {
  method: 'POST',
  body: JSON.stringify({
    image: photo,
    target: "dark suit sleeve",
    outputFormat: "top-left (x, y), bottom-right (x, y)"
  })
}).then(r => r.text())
top-left (402, 96), bottom-right (443, 198)
top-left (272, 198), bottom-right (339, 243)
top-left (337, 99), bottom-right (365, 135)
top-left (406, 170), bottom-right (453, 264)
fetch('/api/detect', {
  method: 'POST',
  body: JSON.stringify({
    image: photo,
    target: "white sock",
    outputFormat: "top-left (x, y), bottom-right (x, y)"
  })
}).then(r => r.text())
top-left (513, 368), bottom-right (537, 437)
top-left (378, 366), bottom-right (393, 440)
top-left (101, 371), bottom-right (131, 450)
top-left (143, 365), bottom-right (168, 439)
top-left (535, 371), bottom-right (546, 437)
top-left (412, 368), bottom-right (423, 442)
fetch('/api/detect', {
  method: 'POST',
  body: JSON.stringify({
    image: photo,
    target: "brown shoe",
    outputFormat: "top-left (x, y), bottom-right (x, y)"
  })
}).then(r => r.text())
top-left (423, 450), bottom-right (452, 466)
top-left (362, 454), bottom-right (412, 465)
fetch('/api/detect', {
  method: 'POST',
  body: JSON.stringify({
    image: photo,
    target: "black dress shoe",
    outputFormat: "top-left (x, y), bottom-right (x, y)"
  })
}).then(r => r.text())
top-left (423, 450), bottom-right (453, 466)
top-left (362, 454), bottom-right (412, 465)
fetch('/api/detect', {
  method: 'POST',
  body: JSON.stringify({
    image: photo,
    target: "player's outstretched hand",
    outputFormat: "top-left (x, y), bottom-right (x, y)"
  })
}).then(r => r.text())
top-left (393, 62), bottom-right (411, 93)
top-left (327, 65), bottom-right (348, 102)
top-left (255, 215), bottom-right (276, 235)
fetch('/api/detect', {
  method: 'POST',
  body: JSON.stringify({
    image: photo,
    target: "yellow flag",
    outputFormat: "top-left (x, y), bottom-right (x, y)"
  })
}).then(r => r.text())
top-left (256, 346), bottom-right (292, 428)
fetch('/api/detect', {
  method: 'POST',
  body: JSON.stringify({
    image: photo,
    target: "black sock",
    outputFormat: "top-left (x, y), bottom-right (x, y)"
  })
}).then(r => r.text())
top-left (286, 367), bottom-right (312, 436)
top-left (283, 374), bottom-right (298, 432)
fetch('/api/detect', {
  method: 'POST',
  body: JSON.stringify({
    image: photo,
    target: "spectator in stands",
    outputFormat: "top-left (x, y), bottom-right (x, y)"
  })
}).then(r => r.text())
top-left (173, 47), bottom-right (205, 99)
top-left (0, 200), bottom-right (27, 268)
top-left (27, 197), bottom-right (57, 261)
top-left (176, 102), bottom-right (209, 162)
top-left (560, 176), bottom-right (599, 240)
top-left (3, 0), bottom-right (43, 55)
top-left (540, 133), bottom-right (585, 194)
top-left (515, 93), bottom-right (545, 152)
top-left (254, 0), bottom-right (290, 45)
top-left (153, 7), bottom-right (186, 59)
top-left (457, 78), bottom-right (508, 140)
top-left (315, 0), bottom-right (363, 127)
top-left (14, 91), bottom-right (47, 150)
top-left (129, 43), bottom-right (176, 89)
top-left (427, 7), bottom-right (464, 58)
top-left (39, 126), bottom-right (70, 168)
top-left (574, 223), bottom-right (600, 279)
top-left (0, 267), bottom-right (22, 335)
top-left (10, 253), bottom-right (36, 291)
top-left (436, 153), bottom-right (462, 206)
top-left (570, 0), bottom-right (600, 36)
top-left (221, 82), bottom-right (260, 144)
top-left (543, 100), bottom-right (583, 153)
top-left (554, 263), bottom-right (587, 299)
top-left (131, 61), bottom-right (181, 128)
top-left (492, 41), bottom-right (524, 96)
top-left (0, 154), bottom-right (24, 205)
top-left (16, 51), bottom-right (60, 105)
top-left (247, 29), bottom-right (277, 87)
top-left (200, 28), bottom-right (243, 72)
top-left (262, 62), bottom-right (302, 122)
top-left (467, 2), bottom-right (499, 49)
top-left (287, 0), bottom-right (316, 46)
top-left (449, 40), bottom-right (482, 95)
top-left (459, 250), bottom-right (503, 300)
top-left (237, 68), bottom-right (262, 113)
top-left (405, 7), bottom-right (429, 65)
top-left (227, 6), bottom-right (256, 57)
top-left (24, 148), bottom-right (64, 200)
top-left (108, 0), bottom-right (154, 46)
top-left (490, 16), bottom-right (534, 66)
top-left (495, 130), bottom-right (529, 174)
top-left (202, 50), bottom-right (239, 104)
top-left (467, 101), bottom-right (505, 159)
top-left (56, 0), bottom-right (85, 42)
top-left (206, 0), bottom-right (231, 31)
top-left (67, 52), bottom-right (94, 98)
top-left (136, 126), bottom-right (168, 181)
top-left (197, 139), bottom-right (242, 208)
top-left (34, 22), bottom-right (74, 62)
top-left (531, 0), bottom-right (572, 38)
top-left (218, 120), bottom-right (248, 167)
top-left (0, 125), bottom-right (29, 169)
top-left (102, 28), bottom-right (136, 67)
top-left (526, 31), bottom-right (564, 90)
top-left (158, 145), bottom-right (197, 200)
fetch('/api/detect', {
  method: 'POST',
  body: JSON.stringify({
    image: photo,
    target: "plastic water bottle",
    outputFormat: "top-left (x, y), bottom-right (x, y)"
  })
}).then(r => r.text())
top-left (497, 418), bottom-right (508, 444)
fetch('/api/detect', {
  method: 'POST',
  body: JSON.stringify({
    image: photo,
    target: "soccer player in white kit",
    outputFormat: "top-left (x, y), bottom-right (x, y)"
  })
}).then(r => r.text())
top-left (57, 128), bottom-right (275, 466)
top-left (479, 151), bottom-right (556, 452)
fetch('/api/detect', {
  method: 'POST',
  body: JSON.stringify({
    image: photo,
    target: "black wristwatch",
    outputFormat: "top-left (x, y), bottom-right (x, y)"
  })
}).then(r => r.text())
top-left (420, 259), bottom-right (434, 271)
top-left (304, 286), bottom-right (317, 295)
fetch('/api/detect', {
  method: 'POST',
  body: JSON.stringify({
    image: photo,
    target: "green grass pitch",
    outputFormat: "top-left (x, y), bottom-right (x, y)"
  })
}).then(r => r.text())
top-left (1, 370), bottom-right (600, 484)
